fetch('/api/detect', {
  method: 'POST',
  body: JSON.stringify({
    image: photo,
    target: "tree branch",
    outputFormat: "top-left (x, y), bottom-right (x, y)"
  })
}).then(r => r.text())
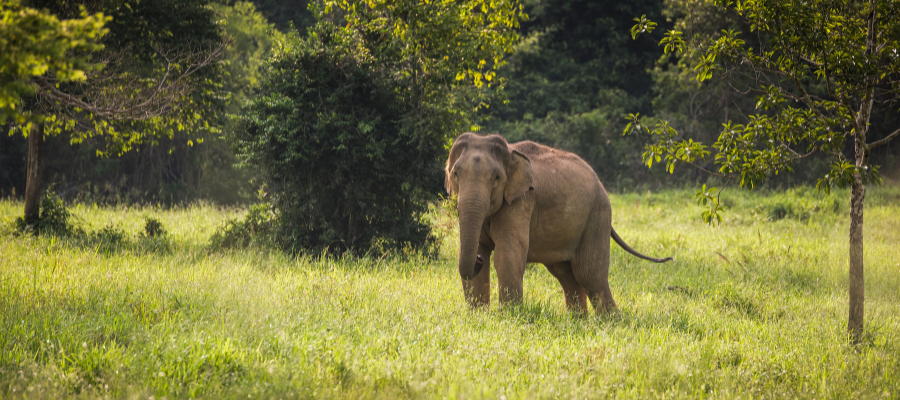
top-left (679, 159), bottom-right (738, 179)
top-left (868, 127), bottom-right (900, 150)
top-left (33, 40), bottom-right (229, 122)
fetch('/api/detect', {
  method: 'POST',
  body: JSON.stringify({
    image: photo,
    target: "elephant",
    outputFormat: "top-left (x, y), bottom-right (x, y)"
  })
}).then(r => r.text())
top-left (444, 132), bottom-right (672, 313)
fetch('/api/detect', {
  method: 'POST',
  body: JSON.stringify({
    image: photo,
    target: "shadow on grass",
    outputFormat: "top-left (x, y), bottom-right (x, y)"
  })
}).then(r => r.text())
top-left (18, 227), bottom-right (178, 257)
top-left (5, 195), bottom-right (179, 256)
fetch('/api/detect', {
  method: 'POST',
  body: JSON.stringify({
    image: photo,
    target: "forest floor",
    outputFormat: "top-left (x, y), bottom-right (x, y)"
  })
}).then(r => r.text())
top-left (1, 186), bottom-right (899, 399)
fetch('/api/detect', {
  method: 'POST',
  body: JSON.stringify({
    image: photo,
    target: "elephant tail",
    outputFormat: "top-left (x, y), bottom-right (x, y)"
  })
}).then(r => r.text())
top-left (611, 227), bottom-right (674, 263)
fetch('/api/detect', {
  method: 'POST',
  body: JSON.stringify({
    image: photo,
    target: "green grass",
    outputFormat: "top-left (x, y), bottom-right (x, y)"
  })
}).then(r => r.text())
top-left (1, 187), bottom-right (899, 399)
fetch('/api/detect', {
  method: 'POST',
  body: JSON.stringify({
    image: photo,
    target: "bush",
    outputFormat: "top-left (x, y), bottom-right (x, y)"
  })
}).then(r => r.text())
top-left (209, 204), bottom-right (276, 250)
top-left (231, 24), bottom-right (448, 255)
top-left (142, 217), bottom-right (167, 238)
top-left (14, 193), bottom-right (80, 235)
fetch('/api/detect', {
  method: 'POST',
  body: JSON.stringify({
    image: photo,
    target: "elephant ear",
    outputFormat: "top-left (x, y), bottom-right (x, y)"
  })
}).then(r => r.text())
top-left (504, 150), bottom-right (534, 204)
top-left (444, 155), bottom-right (456, 196)
top-left (444, 134), bottom-right (473, 196)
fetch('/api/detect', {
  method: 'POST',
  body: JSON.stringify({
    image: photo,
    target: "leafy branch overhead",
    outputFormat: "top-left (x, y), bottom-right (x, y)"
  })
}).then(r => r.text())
top-left (626, 0), bottom-right (900, 223)
top-left (0, 0), bottom-right (108, 124)
top-left (323, 0), bottom-right (525, 95)
top-left (2, 0), bottom-right (231, 156)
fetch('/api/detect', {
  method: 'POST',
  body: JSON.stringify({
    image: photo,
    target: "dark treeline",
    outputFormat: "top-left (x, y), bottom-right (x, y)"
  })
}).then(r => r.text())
top-left (1, 0), bottom-right (898, 203)
top-left (482, 0), bottom-right (900, 191)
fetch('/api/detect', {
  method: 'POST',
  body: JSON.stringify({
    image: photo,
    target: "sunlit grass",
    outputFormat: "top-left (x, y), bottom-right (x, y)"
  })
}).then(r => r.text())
top-left (1, 186), bottom-right (898, 399)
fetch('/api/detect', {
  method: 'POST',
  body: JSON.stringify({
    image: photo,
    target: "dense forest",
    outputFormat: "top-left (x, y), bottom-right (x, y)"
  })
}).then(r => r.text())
top-left (2, 0), bottom-right (898, 204)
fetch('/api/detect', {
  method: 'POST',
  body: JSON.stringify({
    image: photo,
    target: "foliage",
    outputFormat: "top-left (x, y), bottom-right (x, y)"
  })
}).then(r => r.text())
top-left (1, 0), bottom-right (268, 206)
top-left (213, 1), bottom-right (286, 108)
top-left (0, 0), bottom-right (108, 124)
top-left (208, 203), bottom-right (275, 250)
top-left (1, 188), bottom-right (899, 397)
top-left (142, 217), bottom-right (166, 238)
top-left (627, 0), bottom-right (900, 222)
top-left (323, 0), bottom-right (524, 94)
top-left (234, 25), bottom-right (436, 254)
top-left (13, 192), bottom-right (78, 235)
top-left (4, 0), bottom-right (229, 156)
top-left (233, 1), bottom-right (524, 255)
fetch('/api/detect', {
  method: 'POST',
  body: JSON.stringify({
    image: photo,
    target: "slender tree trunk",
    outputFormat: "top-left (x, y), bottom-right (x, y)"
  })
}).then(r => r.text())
top-left (848, 176), bottom-right (865, 342)
top-left (24, 122), bottom-right (44, 221)
top-left (848, 131), bottom-right (870, 343)
top-left (848, 125), bottom-right (870, 343)
top-left (849, 78), bottom-right (872, 341)
top-left (848, 3), bottom-right (876, 340)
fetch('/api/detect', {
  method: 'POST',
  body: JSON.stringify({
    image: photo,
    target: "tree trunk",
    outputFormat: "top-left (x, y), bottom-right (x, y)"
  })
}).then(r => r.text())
top-left (848, 177), bottom-right (865, 342)
top-left (24, 122), bottom-right (44, 222)
top-left (849, 5), bottom-right (875, 339)
top-left (848, 89), bottom-right (871, 342)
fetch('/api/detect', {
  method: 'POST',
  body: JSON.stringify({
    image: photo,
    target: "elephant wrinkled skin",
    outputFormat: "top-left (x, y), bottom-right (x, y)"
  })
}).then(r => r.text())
top-left (445, 132), bottom-right (672, 313)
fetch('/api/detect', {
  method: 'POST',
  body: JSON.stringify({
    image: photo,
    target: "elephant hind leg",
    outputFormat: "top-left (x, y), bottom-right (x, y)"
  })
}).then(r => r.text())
top-left (572, 213), bottom-right (617, 314)
top-left (573, 260), bottom-right (617, 314)
top-left (579, 276), bottom-right (617, 314)
top-left (545, 262), bottom-right (588, 313)
top-left (573, 257), bottom-right (618, 314)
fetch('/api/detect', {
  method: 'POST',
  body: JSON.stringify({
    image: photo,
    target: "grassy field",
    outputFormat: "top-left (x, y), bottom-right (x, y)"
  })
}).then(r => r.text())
top-left (1, 186), bottom-right (899, 399)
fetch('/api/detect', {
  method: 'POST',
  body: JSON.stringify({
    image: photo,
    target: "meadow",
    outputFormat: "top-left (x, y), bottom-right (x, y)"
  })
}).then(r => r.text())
top-left (1, 186), bottom-right (899, 399)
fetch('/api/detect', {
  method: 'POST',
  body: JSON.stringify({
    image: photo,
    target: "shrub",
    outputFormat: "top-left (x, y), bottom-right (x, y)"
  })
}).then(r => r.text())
top-left (209, 204), bottom-right (276, 250)
top-left (14, 193), bottom-right (79, 235)
top-left (143, 217), bottom-right (167, 238)
top-left (231, 24), bottom-right (448, 255)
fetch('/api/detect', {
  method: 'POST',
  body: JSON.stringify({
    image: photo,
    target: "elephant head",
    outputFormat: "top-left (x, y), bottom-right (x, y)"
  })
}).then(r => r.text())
top-left (445, 133), bottom-right (534, 280)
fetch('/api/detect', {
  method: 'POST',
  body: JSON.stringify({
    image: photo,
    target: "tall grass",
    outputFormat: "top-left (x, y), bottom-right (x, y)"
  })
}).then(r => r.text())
top-left (1, 187), bottom-right (898, 399)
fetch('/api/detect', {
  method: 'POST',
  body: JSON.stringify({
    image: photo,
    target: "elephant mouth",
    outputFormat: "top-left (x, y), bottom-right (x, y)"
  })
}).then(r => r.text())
top-left (472, 255), bottom-right (484, 278)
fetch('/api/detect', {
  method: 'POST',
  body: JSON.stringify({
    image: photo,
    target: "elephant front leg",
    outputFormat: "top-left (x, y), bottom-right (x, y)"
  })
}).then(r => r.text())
top-left (462, 244), bottom-right (492, 307)
top-left (492, 235), bottom-right (528, 305)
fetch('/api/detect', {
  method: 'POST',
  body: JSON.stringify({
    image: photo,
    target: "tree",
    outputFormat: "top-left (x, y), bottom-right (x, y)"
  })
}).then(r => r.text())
top-left (628, 0), bottom-right (900, 341)
top-left (3, 0), bottom-right (227, 224)
top-left (232, 0), bottom-right (525, 254)
top-left (1, 1), bottom-right (107, 218)
top-left (0, 1), bottom-right (107, 124)
top-left (0, 1), bottom-right (282, 206)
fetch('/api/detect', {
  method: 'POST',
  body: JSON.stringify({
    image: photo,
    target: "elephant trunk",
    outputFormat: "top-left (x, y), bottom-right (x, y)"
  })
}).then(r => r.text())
top-left (457, 191), bottom-right (488, 281)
